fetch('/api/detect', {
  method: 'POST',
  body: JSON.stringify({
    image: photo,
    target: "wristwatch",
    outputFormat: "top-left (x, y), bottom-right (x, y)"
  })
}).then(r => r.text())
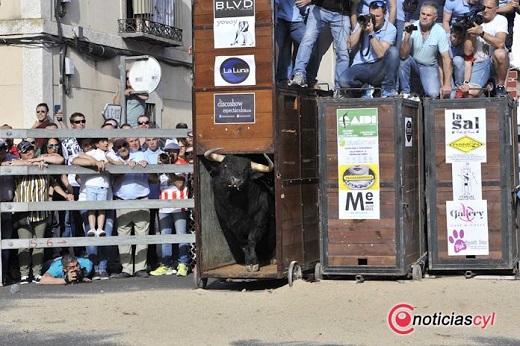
top-left (368, 34), bottom-right (375, 40)
top-left (479, 31), bottom-right (485, 38)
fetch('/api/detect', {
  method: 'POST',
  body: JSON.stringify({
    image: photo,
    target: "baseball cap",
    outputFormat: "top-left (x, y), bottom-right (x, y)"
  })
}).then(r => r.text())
top-left (163, 139), bottom-right (180, 150)
top-left (17, 140), bottom-right (36, 154)
top-left (0, 139), bottom-right (5, 147)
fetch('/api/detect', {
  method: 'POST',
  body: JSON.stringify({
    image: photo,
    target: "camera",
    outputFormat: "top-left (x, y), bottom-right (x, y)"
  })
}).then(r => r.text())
top-left (158, 152), bottom-right (171, 163)
top-left (68, 268), bottom-right (86, 283)
top-left (452, 5), bottom-right (485, 34)
top-left (358, 13), bottom-right (375, 26)
top-left (404, 24), bottom-right (418, 33)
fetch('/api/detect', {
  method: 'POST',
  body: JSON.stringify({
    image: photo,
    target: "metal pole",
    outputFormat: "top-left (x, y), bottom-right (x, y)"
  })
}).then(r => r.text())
top-left (120, 56), bottom-right (127, 125)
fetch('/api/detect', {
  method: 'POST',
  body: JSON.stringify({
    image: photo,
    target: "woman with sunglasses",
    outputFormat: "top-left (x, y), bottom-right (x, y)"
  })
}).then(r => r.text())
top-left (31, 103), bottom-right (52, 149)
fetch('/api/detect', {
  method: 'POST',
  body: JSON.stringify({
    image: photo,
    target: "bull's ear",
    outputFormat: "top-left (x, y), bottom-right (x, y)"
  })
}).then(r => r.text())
top-left (250, 171), bottom-right (264, 180)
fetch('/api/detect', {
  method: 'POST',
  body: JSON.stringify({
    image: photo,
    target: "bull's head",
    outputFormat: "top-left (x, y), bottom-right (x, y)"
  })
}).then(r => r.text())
top-left (204, 148), bottom-right (274, 191)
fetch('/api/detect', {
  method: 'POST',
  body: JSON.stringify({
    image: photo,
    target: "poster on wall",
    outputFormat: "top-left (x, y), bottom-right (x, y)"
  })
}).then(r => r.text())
top-left (213, 0), bottom-right (255, 49)
top-left (446, 200), bottom-right (489, 256)
top-left (337, 108), bottom-right (380, 219)
top-left (445, 108), bottom-right (487, 163)
top-left (214, 55), bottom-right (256, 86)
top-left (214, 93), bottom-right (255, 124)
top-left (451, 162), bottom-right (482, 201)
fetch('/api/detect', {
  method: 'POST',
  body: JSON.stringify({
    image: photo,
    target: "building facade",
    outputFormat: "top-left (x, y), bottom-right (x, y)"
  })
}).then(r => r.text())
top-left (0, 0), bottom-right (192, 129)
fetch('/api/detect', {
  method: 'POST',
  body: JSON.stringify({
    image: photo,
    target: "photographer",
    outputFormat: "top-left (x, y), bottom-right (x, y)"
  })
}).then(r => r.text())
top-left (399, 1), bottom-right (452, 99)
top-left (40, 254), bottom-right (93, 285)
top-left (442, 0), bottom-right (483, 33)
top-left (338, 0), bottom-right (398, 97)
top-left (459, 0), bottom-right (509, 98)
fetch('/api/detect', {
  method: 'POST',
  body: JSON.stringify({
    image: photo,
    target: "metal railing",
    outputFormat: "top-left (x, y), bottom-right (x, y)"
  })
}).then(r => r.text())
top-left (0, 128), bottom-right (195, 285)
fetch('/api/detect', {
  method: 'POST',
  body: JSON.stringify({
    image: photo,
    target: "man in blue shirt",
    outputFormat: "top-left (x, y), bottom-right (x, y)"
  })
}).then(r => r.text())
top-left (399, 1), bottom-right (452, 99)
top-left (338, 0), bottom-right (399, 97)
top-left (111, 138), bottom-right (154, 278)
top-left (40, 254), bottom-right (93, 285)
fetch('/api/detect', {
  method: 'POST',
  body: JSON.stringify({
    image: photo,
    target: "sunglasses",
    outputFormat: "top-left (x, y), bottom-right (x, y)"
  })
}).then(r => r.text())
top-left (36, 110), bottom-right (47, 114)
top-left (370, 0), bottom-right (386, 8)
top-left (47, 144), bottom-right (60, 149)
top-left (138, 121), bottom-right (150, 125)
top-left (73, 120), bottom-right (86, 124)
top-left (115, 143), bottom-right (129, 150)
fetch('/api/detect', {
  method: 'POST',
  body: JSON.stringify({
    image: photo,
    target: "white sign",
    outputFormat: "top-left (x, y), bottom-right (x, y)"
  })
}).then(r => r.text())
top-left (103, 103), bottom-right (122, 124)
top-left (451, 162), bottom-right (482, 201)
top-left (404, 117), bottom-right (413, 147)
top-left (446, 200), bottom-right (489, 256)
top-left (213, 0), bottom-right (255, 49)
top-left (445, 109), bottom-right (487, 163)
top-left (214, 55), bottom-right (256, 86)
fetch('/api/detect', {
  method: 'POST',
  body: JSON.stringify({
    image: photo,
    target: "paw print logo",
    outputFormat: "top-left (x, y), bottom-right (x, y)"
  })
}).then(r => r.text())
top-left (449, 229), bottom-right (467, 253)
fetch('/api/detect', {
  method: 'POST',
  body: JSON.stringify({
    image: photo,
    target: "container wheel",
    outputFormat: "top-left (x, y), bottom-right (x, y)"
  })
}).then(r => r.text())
top-left (464, 271), bottom-right (475, 279)
top-left (193, 266), bottom-right (208, 289)
top-left (314, 263), bottom-right (323, 281)
top-left (288, 261), bottom-right (302, 287)
top-left (355, 274), bottom-right (364, 283)
top-left (411, 264), bottom-right (422, 281)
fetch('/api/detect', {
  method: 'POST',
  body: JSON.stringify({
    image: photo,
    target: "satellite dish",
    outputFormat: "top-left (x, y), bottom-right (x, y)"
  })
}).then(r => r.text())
top-left (128, 57), bottom-right (162, 93)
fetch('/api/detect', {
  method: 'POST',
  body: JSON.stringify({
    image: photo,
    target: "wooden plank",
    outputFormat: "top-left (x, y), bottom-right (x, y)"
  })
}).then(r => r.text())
top-left (328, 243), bottom-right (397, 256)
top-left (327, 229), bottom-right (396, 244)
top-left (327, 255), bottom-right (396, 267)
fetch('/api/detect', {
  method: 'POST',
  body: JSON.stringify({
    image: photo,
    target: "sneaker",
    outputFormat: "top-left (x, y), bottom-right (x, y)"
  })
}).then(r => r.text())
top-left (381, 89), bottom-right (398, 98)
top-left (98, 271), bottom-right (110, 280)
top-left (96, 229), bottom-right (106, 237)
top-left (32, 275), bottom-right (42, 284)
top-left (109, 272), bottom-right (120, 279)
top-left (150, 264), bottom-right (175, 276)
top-left (92, 271), bottom-right (101, 280)
top-left (288, 72), bottom-right (307, 87)
top-left (20, 276), bottom-right (30, 285)
top-left (333, 89), bottom-right (346, 99)
top-left (115, 272), bottom-right (133, 279)
top-left (176, 263), bottom-right (188, 277)
top-left (362, 86), bottom-right (374, 99)
top-left (495, 85), bottom-right (507, 97)
top-left (86, 229), bottom-right (96, 237)
top-left (135, 270), bottom-right (149, 278)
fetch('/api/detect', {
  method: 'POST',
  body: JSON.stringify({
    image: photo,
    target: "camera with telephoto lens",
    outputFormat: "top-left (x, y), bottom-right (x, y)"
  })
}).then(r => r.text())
top-left (358, 13), bottom-right (375, 26)
top-left (70, 268), bottom-right (86, 283)
top-left (158, 152), bottom-right (171, 163)
top-left (452, 4), bottom-right (485, 34)
top-left (404, 24), bottom-right (418, 33)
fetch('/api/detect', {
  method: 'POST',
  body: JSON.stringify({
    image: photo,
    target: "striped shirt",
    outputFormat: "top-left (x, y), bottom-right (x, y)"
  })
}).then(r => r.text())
top-left (159, 173), bottom-right (188, 213)
top-left (14, 174), bottom-right (50, 222)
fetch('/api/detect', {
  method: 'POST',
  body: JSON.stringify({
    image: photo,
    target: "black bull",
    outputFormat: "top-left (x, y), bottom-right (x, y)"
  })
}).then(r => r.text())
top-left (204, 149), bottom-right (276, 272)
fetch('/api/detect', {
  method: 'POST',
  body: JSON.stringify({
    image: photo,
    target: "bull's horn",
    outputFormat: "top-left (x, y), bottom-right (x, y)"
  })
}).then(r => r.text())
top-left (251, 154), bottom-right (274, 173)
top-left (204, 148), bottom-right (225, 162)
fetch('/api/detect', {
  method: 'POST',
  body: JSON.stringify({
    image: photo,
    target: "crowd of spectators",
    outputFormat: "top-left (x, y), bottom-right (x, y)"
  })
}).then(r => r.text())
top-left (0, 103), bottom-right (193, 285)
top-left (278, 0), bottom-right (519, 99)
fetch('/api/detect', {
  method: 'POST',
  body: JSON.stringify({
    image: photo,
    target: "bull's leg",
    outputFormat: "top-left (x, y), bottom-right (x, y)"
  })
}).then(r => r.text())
top-left (242, 239), bottom-right (259, 272)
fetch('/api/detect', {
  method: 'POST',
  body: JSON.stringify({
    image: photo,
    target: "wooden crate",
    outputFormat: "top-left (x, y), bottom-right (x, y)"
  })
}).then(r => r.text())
top-left (317, 98), bottom-right (426, 277)
top-left (192, 0), bottom-right (322, 283)
top-left (424, 98), bottom-right (519, 271)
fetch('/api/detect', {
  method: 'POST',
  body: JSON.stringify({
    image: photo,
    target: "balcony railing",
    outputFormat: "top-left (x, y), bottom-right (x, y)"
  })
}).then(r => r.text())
top-left (118, 18), bottom-right (183, 47)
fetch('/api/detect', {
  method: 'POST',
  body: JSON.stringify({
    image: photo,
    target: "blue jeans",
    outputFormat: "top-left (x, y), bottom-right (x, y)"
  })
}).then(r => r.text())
top-left (86, 186), bottom-right (109, 201)
top-left (158, 211), bottom-right (188, 266)
top-left (339, 46), bottom-right (399, 91)
top-left (452, 56), bottom-right (465, 87)
top-left (470, 58), bottom-right (493, 88)
top-left (275, 17), bottom-right (320, 86)
top-left (292, 6), bottom-right (351, 90)
top-left (399, 57), bottom-right (441, 98)
top-left (80, 209), bottom-right (115, 272)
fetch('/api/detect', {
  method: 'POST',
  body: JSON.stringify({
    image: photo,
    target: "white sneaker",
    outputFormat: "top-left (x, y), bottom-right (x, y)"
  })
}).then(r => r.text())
top-left (86, 229), bottom-right (96, 237)
top-left (96, 229), bottom-right (106, 237)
